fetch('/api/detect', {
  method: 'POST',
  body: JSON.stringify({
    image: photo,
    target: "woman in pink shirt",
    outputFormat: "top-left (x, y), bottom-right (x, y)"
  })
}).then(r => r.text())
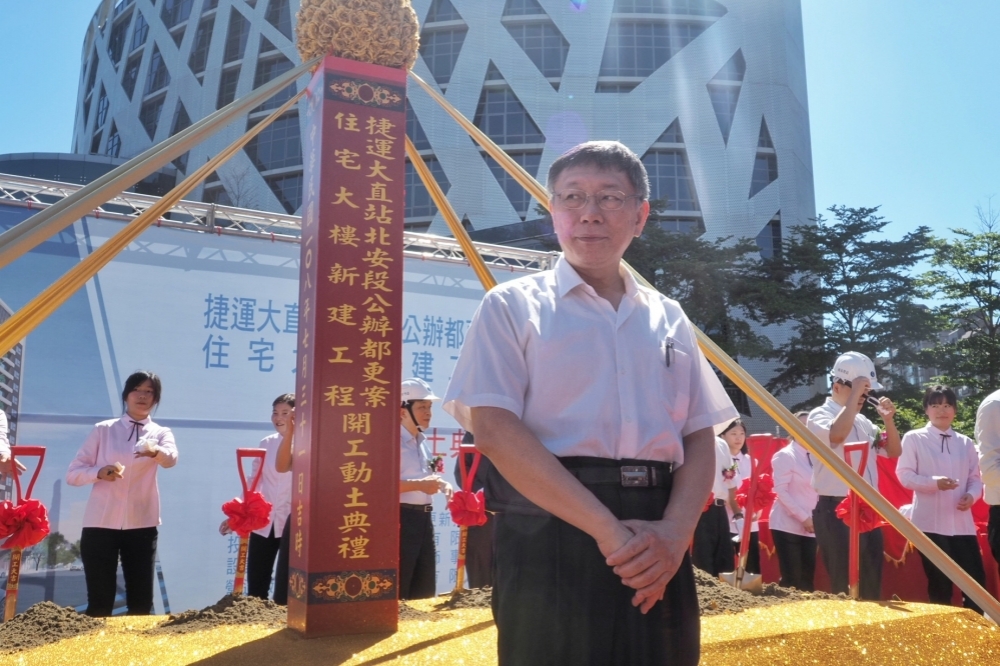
top-left (66, 371), bottom-right (177, 616)
top-left (770, 411), bottom-right (819, 590)
top-left (897, 385), bottom-right (986, 612)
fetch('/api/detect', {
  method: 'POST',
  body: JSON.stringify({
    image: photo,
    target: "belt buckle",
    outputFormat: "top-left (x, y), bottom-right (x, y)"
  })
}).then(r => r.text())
top-left (424, 504), bottom-right (433, 513)
top-left (621, 466), bottom-right (649, 487)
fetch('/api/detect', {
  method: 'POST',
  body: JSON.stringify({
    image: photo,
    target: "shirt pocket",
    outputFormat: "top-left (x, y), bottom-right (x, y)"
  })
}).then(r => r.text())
top-left (658, 337), bottom-right (692, 422)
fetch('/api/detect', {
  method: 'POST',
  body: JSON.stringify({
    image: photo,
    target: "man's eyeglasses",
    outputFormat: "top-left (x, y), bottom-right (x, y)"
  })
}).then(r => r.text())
top-left (552, 189), bottom-right (643, 211)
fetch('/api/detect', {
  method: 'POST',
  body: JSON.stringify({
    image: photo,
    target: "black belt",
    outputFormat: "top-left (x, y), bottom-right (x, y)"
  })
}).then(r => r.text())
top-left (818, 495), bottom-right (847, 501)
top-left (713, 498), bottom-right (727, 506)
top-left (401, 503), bottom-right (433, 512)
top-left (568, 462), bottom-right (673, 488)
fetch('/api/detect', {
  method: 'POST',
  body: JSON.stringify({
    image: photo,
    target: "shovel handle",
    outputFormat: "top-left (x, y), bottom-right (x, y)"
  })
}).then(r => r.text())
top-left (9, 446), bottom-right (45, 504)
top-left (235, 448), bottom-right (267, 497)
top-left (3, 548), bottom-right (23, 622)
top-left (232, 536), bottom-right (249, 597)
top-left (843, 443), bottom-right (868, 600)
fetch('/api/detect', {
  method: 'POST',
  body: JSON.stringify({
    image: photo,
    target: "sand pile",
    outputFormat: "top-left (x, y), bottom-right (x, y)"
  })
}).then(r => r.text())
top-left (693, 568), bottom-right (844, 615)
top-left (0, 601), bottom-right (104, 654)
top-left (148, 594), bottom-right (286, 634)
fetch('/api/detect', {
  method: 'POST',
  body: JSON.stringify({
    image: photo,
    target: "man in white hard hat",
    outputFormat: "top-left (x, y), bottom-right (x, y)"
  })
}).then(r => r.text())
top-left (398, 377), bottom-right (453, 599)
top-left (807, 351), bottom-right (900, 599)
top-left (975, 388), bottom-right (1000, 586)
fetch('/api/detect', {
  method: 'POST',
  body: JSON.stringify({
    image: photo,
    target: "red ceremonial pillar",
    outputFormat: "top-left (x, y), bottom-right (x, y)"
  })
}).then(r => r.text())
top-left (288, 55), bottom-right (406, 637)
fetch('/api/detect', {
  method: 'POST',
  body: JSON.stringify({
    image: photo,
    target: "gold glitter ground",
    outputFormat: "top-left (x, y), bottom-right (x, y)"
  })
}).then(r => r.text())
top-left (3, 599), bottom-right (998, 665)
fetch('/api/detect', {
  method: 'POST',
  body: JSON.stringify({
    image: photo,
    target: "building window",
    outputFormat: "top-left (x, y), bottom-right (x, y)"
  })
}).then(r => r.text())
top-left (90, 131), bottom-right (103, 155)
top-left (171, 103), bottom-right (192, 172)
top-left (188, 16), bottom-right (215, 75)
top-left (756, 216), bottom-right (782, 259)
top-left (656, 118), bottom-right (684, 144)
top-left (161, 0), bottom-right (194, 29)
top-left (404, 158), bottom-right (450, 219)
top-left (224, 8), bottom-right (251, 63)
top-left (749, 154), bottom-right (778, 198)
top-left (106, 123), bottom-right (122, 157)
top-left (612, 0), bottom-right (727, 15)
top-left (122, 52), bottom-right (143, 100)
top-left (419, 27), bottom-right (467, 85)
top-left (473, 86), bottom-right (545, 145)
top-left (139, 95), bottom-right (166, 140)
top-left (642, 150), bottom-right (700, 211)
top-left (244, 113), bottom-right (302, 172)
top-left (253, 54), bottom-right (295, 111)
top-left (85, 50), bottom-right (99, 98)
top-left (706, 50), bottom-right (745, 145)
top-left (406, 106), bottom-right (431, 151)
top-left (203, 186), bottom-right (233, 206)
top-left (265, 173), bottom-right (303, 214)
top-left (145, 45), bottom-right (171, 95)
top-left (107, 11), bottom-right (132, 64)
top-left (503, 22), bottom-right (568, 78)
top-left (203, 0), bottom-right (219, 10)
top-left (484, 151), bottom-right (541, 215)
top-left (503, 0), bottom-right (545, 16)
top-left (217, 68), bottom-right (240, 109)
top-left (599, 21), bottom-right (705, 78)
top-left (131, 11), bottom-right (149, 52)
top-left (265, 0), bottom-right (292, 39)
top-left (426, 0), bottom-right (462, 22)
top-left (95, 86), bottom-right (109, 127)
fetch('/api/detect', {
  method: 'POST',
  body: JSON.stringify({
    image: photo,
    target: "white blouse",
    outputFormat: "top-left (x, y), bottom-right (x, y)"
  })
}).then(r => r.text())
top-left (251, 432), bottom-right (291, 537)
top-left (896, 424), bottom-right (982, 536)
top-left (66, 415), bottom-right (178, 529)
top-left (728, 451), bottom-right (760, 533)
top-left (769, 441), bottom-right (819, 537)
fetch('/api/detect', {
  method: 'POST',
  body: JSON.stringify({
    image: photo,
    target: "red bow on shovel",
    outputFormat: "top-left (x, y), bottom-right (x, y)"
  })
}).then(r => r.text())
top-left (2, 446), bottom-right (50, 622)
top-left (448, 441), bottom-right (488, 592)
top-left (221, 449), bottom-right (272, 596)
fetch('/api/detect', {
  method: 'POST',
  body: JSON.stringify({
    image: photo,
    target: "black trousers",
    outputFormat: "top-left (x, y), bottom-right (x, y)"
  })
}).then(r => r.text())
top-left (247, 524), bottom-right (288, 604)
top-left (918, 532), bottom-right (987, 613)
top-left (692, 503), bottom-right (734, 576)
top-left (465, 515), bottom-right (494, 588)
top-left (813, 495), bottom-right (883, 599)
top-left (989, 505), bottom-right (1000, 576)
top-left (399, 505), bottom-right (436, 599)
top-left (771, 529), bottom-right (817, 591)
top-left (80, 526), bottom-right (157, 617)
top-left (729, 531), bottom-right (761, 574)
top-left (274, 519), bottom-right (290, 605)
top-left (492, 457), bottom-right (699, 666)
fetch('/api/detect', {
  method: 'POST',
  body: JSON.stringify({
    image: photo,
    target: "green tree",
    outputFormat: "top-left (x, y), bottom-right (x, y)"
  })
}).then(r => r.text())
top-left (752, 205), bottom-right (935, 406)
top-left (920, 202), bottom-right (1000, 401)
top-left (624, 217), bottom-right (774, 361)
top-left (45, 531), bottom-right (80, 567)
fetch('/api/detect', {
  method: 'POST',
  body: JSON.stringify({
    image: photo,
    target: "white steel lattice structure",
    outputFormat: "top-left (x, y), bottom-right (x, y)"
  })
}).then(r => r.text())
top-left (70, 0), bottom-right (818, 416)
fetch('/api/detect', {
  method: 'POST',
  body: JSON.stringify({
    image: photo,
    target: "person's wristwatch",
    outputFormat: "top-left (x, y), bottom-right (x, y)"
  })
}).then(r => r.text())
top-left (733, 512), bottom-right (744, 519)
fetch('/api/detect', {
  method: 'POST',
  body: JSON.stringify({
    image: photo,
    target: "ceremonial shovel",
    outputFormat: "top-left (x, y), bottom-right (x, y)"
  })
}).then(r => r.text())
top-left (231, 449), bottom-right (266, 597)
top-left (720, 455), bottom-right (763, 593)
top-left (3, 446), bottom-right (46, 622)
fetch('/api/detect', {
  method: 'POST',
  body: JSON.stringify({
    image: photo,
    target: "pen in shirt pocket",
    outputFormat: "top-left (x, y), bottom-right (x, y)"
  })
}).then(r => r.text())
top-left (664, 336), bottom-right (674, 367)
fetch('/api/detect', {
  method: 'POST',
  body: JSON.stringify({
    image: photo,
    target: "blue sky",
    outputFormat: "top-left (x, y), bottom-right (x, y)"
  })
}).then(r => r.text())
top-left (1, 1), bottom-right (998, 240)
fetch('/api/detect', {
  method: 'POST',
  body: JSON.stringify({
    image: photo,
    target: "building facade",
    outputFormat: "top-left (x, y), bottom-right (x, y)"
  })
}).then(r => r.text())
top-left (70, 0), bottom-right (817, 415)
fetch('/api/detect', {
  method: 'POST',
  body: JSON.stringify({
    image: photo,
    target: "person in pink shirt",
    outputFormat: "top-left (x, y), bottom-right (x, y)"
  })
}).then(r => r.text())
top-left (66, 371), bottom-right (178, 616)
top-left (769, 411), bottom-right (819, 590)
top-left (897, 385), bottom-right (986, 612)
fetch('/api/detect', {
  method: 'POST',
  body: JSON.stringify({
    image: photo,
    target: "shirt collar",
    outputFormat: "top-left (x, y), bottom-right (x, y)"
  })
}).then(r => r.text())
top-left (120, 414), bottom-right (150, 427)
top-left (554, 254), bottom-right (639, 300)
top-left (926, 423), bottom-right (954, 438)
top-left (400, 424), bottom-right (423, 446)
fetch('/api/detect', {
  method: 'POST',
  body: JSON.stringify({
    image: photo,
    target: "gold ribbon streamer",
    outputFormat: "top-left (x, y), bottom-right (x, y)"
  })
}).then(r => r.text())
top-left (0, 56), bottom-right (322, 271)
top-left (411, 74), bottom-right (1000, 619)
top-left (0, 89), bottom-right (307, 358)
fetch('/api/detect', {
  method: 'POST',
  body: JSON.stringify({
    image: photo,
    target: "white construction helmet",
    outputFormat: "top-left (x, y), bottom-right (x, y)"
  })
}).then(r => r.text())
top-left (400, 377), bottom-right (440, 402)
top-left (830, 351), bottom-right (883, 391)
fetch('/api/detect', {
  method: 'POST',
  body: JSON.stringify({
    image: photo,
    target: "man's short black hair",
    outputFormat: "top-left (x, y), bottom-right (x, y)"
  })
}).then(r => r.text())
top-left (923, 385), bottom-right (957, 410)
top-left (273, 393), bottom-right (295, 408)
top-left (121, 371), bottom-right (161, 406)
top-left (546, 141), bottom-right (650, 201)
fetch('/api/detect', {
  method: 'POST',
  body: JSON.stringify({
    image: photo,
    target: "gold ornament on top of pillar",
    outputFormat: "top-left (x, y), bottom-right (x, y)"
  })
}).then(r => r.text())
top-left (288, 0), bottom-right (419, 638)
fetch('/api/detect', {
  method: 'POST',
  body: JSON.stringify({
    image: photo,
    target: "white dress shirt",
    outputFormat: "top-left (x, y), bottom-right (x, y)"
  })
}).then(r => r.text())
top-left (807, 397), bottom-right (886, 496)
top-left (712, 437), bottom-right (738, 499)
top-left (0, 409), bottom-right (9, 456)
top-left (66, 415), bottom-right (178, 529)
top-left (769, 441), bottom-right (819, 537)
top-left (400, 425), bottom-right (433, 505)
top-left (728, 452), bottom-right (759, 533)
top-left (443, 255), bottom-right (737, 462)
top-left (976, 388), bottom-right (1000, 505)
top-left (251, 432), bottom-right (292, 537)
top-left (897, 424), bottom-right (982, 536)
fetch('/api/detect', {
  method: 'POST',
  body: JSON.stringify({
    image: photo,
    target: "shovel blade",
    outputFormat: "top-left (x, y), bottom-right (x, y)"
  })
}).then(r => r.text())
top-left (719, 570), bottom-right (764, 594)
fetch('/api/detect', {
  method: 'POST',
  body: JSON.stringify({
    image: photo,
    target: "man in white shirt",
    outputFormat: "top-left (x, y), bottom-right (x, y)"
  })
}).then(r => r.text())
top-left (398, 378), bottom-right (452, 600)
top-left (444, 141), bottom-right (737, 666)
top-left (975, 388), bottom-right (1000, 584)
top-left (807, 351), bottom-right (900, 599)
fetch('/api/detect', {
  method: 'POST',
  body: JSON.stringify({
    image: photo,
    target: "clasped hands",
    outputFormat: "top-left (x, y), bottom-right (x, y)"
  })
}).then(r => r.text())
top-left (598, 518), bottom-right (687, 615)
